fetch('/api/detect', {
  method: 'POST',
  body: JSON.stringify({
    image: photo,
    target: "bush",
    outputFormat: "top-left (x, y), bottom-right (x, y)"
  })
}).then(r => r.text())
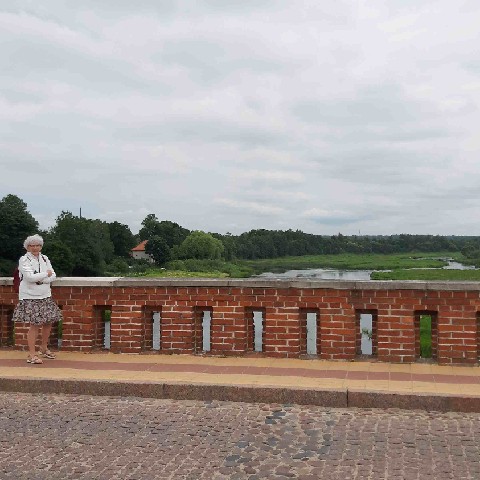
top-left (129, 259), bottom-right (150, 275)
top-left (175, 231), bottom-right (224, 260)
top-left (105, 258), bottom-right (130, 275)
top-left (165, 259), bottom-right (187, 271)
top-left (0, 258), bottom-right (15, 276)
top-left (165, 258), bottom-right (253, 278)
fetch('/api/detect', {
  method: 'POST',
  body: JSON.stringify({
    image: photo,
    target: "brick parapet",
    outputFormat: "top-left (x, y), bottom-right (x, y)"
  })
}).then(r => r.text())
top-left (1, 277), bottom-right (479, 364)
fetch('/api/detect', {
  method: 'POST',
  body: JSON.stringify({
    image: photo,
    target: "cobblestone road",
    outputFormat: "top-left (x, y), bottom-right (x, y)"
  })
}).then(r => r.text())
top-left (1, 393), bottom-right (479, 480)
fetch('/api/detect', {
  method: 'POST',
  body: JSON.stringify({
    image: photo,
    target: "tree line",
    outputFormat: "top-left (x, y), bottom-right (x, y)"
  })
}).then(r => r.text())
top-left (1, 193), bottom-right (480, 276)
top-left (215, 230), bottom-right (480, 266)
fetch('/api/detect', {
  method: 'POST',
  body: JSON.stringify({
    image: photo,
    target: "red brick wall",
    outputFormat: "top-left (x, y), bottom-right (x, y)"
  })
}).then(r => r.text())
top-left (0, 279), bottom-right (479, 365)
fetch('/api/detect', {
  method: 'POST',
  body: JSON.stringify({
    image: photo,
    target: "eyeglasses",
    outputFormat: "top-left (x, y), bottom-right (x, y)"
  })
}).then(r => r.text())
top-left (28, 244), bottom-right (42, 248)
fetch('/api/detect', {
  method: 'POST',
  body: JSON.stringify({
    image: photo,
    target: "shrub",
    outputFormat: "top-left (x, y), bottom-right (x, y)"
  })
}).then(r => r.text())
top-left (0, 258), bottom-right (15, 276)
top-left (106, 258), bottom-right (130, 274)
top-left (165, 259), bottom-right (186, 270)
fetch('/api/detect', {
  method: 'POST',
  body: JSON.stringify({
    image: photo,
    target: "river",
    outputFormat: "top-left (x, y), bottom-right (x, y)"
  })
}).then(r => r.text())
top-left (255, 259), bottom-right (476, 281)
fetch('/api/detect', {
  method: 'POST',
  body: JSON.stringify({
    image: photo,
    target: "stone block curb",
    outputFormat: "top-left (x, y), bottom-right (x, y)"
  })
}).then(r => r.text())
top-left (0, 377), bottom-right (347, 407)
top-left (1, 377), bottom-right (480, 412)
top-left (348, 389), bottom-right (480, 413)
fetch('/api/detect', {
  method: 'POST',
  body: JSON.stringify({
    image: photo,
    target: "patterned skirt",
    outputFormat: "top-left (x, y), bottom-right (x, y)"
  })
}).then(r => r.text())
top-left (13, 297), bottom-right (63, 326)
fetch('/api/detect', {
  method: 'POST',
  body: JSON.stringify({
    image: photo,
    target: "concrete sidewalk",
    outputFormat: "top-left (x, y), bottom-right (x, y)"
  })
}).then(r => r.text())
top-left (1, 350), bottom-right (480, 412)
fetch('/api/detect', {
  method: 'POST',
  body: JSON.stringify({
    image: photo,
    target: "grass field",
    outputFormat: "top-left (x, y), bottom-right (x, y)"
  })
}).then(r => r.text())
top-left (139, 269), bottom-right (229, 278)
top-left (370, 268), bottom-right (480, 281)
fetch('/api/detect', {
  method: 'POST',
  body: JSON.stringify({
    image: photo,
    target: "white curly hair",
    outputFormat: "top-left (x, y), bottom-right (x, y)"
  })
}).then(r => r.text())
top-left (23, 234), bottom-right (44, 249)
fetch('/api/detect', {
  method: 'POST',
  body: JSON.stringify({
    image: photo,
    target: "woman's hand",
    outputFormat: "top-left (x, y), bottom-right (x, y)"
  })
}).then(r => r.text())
top-left (47, 270), bottom-right (53, 277)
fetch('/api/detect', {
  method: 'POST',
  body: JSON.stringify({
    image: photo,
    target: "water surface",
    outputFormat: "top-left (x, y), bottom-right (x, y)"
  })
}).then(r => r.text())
top-left (256, 259), bottom-right (475, 281)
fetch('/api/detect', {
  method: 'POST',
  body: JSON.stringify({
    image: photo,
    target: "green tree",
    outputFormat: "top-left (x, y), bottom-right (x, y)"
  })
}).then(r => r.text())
top-left (461, 239), bottom-right (480, 267)
top-left (49, 211), bottom-right (114, 276)
top-left (213, 232), bottom-right (237, 260)
top-left (139, 215), bottom-right (189, 248)
top-left (42, 239), bottom-right (74, 275)
top-left (138, 214), bottom-right (161, 240)
top-left (90, 219), bottom-right (115, 264)
top-left (145, 236), bottom-right (171, 266)
top-left (0, 194), bottom-right (39, 260)
top-left (108, 221), bottom-right (136, 257)
top-left (176, 231), bottom-right (224, 260)
top-left (156, 220), bottom-right (190, 248)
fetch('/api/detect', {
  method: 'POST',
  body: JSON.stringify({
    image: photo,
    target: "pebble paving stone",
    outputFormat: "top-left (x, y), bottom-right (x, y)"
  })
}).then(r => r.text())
top-left (0, 392), bottom-right (479, 479)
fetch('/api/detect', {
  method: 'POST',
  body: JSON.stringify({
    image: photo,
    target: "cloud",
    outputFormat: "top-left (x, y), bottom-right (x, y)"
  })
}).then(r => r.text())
top-left (1, 1), bottom-right (480, 236)
top-left (236, 170), bottom-right (305, 185)
top-left (302, 208), bottom-right (373, 226)
top-left (215, 198), bottom-right (286, 217)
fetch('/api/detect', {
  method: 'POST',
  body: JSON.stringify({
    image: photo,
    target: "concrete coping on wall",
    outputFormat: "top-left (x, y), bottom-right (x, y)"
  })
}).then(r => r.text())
top-left (1, 276), bottom-right (479, 291)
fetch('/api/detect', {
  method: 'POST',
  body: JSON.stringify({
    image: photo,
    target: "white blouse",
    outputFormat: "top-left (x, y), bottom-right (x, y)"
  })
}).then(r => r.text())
top-left (18, 252), bottom-right (57, 300)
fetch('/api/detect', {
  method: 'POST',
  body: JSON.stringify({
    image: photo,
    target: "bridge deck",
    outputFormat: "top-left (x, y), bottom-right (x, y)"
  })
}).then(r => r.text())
top-left (1, 350), bottom-right (479, 412)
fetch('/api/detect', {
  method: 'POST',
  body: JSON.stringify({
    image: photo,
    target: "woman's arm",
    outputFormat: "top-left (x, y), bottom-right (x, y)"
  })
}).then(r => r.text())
top-left (42, 256), bottom-right (57, 284)
top-left (19, 257), bottom-right (48, 283)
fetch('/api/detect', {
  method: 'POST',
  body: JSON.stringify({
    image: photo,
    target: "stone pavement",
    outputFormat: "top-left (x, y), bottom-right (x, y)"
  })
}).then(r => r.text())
top-left (0, 350), bottom-right (480, 412)
top-left (1, 351), bottom-right (480, 479)
top-left (1, 392), bottom-right (479, 480)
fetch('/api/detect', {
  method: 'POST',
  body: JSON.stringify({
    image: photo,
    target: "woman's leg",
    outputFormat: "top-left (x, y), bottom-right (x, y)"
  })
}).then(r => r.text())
top-left (40, 322), bottom-right (54, 354)
top-left (27, 324), bottom-right (40, 359)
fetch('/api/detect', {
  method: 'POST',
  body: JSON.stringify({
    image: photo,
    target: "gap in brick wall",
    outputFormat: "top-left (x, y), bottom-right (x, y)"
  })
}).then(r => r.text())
top-left (103, 309), bottom-right (111, 350)
top-left (253, 311), bottom-right (263, 352)
top-left (8, 310), bottom-right (14, 347)
top-left (420, 315), bottom-right (432, 358)
top-left (415, 311), bottom-right (437, 361)
top-left (306, 311), bottom-right (317, 355)
top-left (194, 307), bottom-right (212, 353)
top-left (51, 307), bottom-right (63, 350)
top-left (0, 307), bottom-right (15, 347)
top-left (420, 314), bottom-right (433, 359)
top-left (92, 306), bottom-right (112, 351)
top-left (202, 310), bottom-right (211, 352)
top-left (53, 305), bottom-right (64, 349)
top-left (360, 313), bottom-right (373, 355)
top-left (152, 311), bottom-right (161, 351)
top-left (477, 312), bottom-right (480, 362)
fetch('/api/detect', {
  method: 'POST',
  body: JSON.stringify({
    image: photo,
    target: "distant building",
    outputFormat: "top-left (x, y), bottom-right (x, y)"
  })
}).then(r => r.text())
top-left (131, 240), bottom-right (154, 263)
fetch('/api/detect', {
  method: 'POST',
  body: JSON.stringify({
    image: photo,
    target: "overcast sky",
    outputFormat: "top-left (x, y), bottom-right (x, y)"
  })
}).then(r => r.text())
top-left (1, 1), bottom-right (480, 236)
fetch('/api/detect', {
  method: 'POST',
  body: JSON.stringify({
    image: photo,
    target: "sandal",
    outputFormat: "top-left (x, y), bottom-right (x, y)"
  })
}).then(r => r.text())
top-left (27, 356), bottom-right (43, 365)
top-left (40, 350), bottom-right (56, 360)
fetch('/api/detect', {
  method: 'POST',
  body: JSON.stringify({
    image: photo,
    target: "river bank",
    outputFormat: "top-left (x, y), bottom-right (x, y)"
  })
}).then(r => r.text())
top-left (243, 252), bottom-right (479, 281)
top-left (127, 252), bottom-right (479, 281)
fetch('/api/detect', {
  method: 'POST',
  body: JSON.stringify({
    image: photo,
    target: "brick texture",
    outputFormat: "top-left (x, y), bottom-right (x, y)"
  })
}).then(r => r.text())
top-left (1, 280), bottom-right (479, 364)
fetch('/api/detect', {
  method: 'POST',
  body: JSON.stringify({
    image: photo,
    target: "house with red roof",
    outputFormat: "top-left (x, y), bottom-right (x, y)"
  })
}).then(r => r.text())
top-left (131, 240), bottom-right (154, 263)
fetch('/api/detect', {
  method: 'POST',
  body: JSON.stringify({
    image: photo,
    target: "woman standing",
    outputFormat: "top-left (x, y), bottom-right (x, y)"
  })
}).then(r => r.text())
top-left (13, 234), bottom-right (63, 364)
